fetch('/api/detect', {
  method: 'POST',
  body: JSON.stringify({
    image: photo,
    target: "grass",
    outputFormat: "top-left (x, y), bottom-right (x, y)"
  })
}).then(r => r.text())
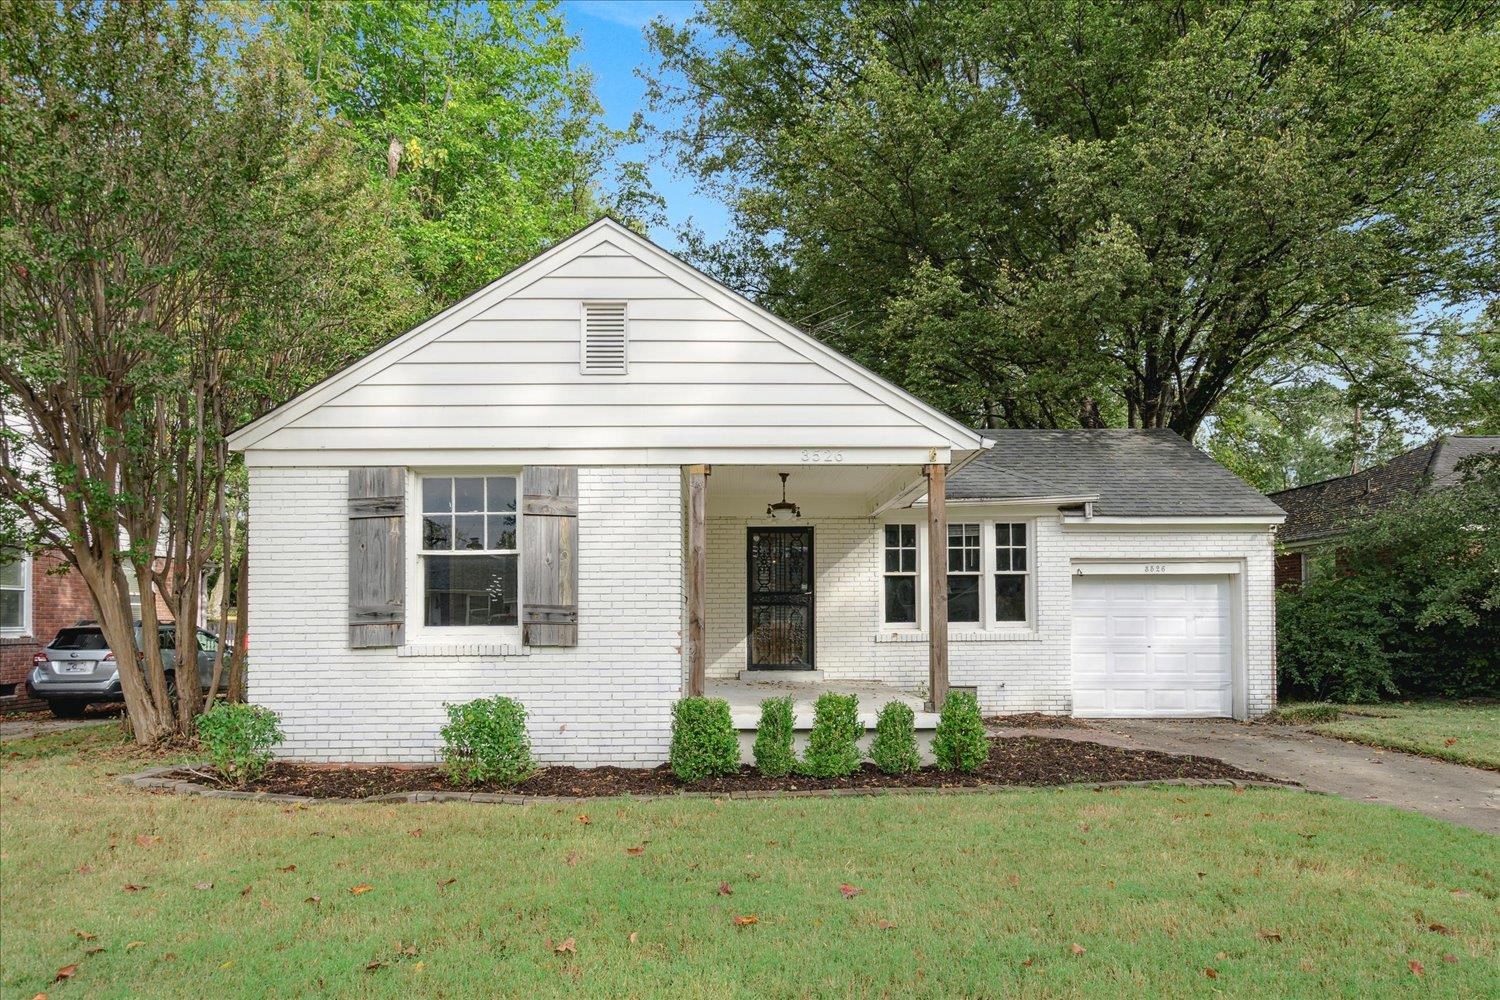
top-left (1278, 700), bottom-right (1500, 771)
top-left (2, 726), bottom-right (1496, 999)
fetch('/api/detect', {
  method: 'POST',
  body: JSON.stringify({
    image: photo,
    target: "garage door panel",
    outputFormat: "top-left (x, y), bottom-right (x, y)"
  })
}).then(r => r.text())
top-left (1072, 575), bottom-right (1233, 719)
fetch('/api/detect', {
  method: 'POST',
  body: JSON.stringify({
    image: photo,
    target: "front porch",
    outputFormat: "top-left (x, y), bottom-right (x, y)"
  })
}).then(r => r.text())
top-left (707, 676), bottom-right (941, 763)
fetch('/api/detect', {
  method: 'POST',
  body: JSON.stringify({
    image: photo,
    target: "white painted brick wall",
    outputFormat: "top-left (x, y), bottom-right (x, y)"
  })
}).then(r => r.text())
top-left (706, 515), bottom-right (1277, 719)
top-left (248, 466), bottom-right (682, 764)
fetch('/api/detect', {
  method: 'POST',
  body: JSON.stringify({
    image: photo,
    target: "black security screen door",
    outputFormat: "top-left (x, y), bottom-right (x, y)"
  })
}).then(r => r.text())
top-left (747, 527), bottom-right (814, 670)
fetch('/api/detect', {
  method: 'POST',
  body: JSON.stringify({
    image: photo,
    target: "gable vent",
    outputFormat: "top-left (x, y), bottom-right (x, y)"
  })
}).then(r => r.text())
top-left (580, 301), bottom-right (628, 374)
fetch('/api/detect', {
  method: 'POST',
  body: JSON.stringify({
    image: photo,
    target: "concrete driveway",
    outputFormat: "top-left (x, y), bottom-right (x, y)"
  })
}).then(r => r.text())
top-left (995, 718), bottom-right (1499, 835)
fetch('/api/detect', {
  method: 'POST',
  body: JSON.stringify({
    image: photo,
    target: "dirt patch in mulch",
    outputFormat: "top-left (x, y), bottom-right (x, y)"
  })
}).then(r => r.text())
top-left (167, 737), bottom-right (1276, 800)
top-left (986, 713), bottom-right (1091, 730)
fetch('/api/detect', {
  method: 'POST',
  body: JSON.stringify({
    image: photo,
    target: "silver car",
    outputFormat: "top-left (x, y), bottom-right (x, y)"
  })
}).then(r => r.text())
top-left (27, 621), bottom-right (220, 718)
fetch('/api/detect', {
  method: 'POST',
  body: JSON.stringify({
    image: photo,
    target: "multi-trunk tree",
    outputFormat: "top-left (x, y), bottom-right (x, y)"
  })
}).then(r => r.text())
top-left (647, 0), bottom-right (1499, 437)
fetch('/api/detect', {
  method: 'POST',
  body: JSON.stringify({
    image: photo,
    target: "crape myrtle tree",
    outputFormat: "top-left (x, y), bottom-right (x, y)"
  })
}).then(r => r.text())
top-left (0, 0), bottom-right (421, 741)
top-left (646, 0), bottom-right (1499, 435)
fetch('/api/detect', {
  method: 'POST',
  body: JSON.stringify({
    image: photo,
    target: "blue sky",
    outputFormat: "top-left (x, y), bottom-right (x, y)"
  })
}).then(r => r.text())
top-left (560, 0), bottom-right (729, 250)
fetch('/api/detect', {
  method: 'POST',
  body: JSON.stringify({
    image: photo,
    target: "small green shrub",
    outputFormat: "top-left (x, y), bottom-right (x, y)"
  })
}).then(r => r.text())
top-left (670, 697), bottom-right (741, 782)
top-left (752, 696), bottom-right (796, 777)
top-left (1273, 703), bottom-right (1344, 724)
top-left (440, 696), bottom-right (536, 786)
top-left (932, 691), bottom-right (987, 773)
top-left (196, 703), bottom-right (284, 787)
top-left (799, 692), bottom-right (861, 777)
top-left (869, 701), bottom-right (921, 774)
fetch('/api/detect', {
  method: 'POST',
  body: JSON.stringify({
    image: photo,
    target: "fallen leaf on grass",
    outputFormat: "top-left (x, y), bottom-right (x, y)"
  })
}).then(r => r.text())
top-left (1443, 738), bottom-right (1457, 746)
top-left (1069, 943), bottom-right (1086, 956)
top-left (85, 947), bottom-right (105, 957)
top-left (74, 865), bottom-right (93, 875)
top-left (1443, 954), bottom-right (1458, 964)
top-left (125, 941), bottom-right (145, 950)
top-left (1006, 873), bottom-right (1021, 888)
top-left (1020, 957), bottom-right (1035, 968)
top-left (411, 961), bottom-right (425, 972)
top-left (239, 885), bottom-right (252, 897)
top-left (134, 835), bottom-right (162, 848)
top-left (564, 851), bottom-right (581, 866)
top-left (717, 882), bottom-right (733, 896)
top-left (408, 828), bottom-right (423, 838)
top-left (365, 960), bottom-right (385, 972)
top-left (349, 884), bottom-right (373, 895)
top-left (277, 864), bottom-right (297, 873)
top-left (1428, 922), bottom-right (1454, 936)
top-left (193, 882), bottom-right (214, 891)
top-left (876, 920), bottom-right (896, 931)
top-left (1257, 929), bottom-right (1283, 943)
top-left (121, 884), bottom-right (147, 892)
top-left (304, 896), bottom-right (321, 904)
top-left (839, 883), bottom-right (863, 899)
top-left (72, 930), bottom-right (96, 941)
top-left (625, 846), bottom-right (645, 856)
top-left (1409, 960), bottom-right (1424, 976)
top-left (52, 966), bottom-right (77, 984)
top-left (551, 937), bottom-right (576, 955)
top-left (628, 932), bottom-right (639, 945)
top-left (30, 993), bottom-right (46, 1000)
top-left (437, 877), bottom-right (457, 891)
top-left (732, 914), bottom-right (758, 927)
top-left (576, 814), bottom-right (591, 825)
top-left (219, 961), bottom-right (234, 970)
top-left (1204, 968), bottom-right (1218, 979)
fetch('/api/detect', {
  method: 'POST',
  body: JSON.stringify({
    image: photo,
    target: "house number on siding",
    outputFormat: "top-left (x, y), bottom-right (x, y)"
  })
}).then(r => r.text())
top-left (1144, 564), bottom-right (1168, 573)
top-left (800, 449), bottom-right (844, 463)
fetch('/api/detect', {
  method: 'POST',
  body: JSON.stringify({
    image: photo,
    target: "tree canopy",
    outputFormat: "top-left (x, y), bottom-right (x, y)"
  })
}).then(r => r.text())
top-left (647, 0), bottom-right (1499, 438)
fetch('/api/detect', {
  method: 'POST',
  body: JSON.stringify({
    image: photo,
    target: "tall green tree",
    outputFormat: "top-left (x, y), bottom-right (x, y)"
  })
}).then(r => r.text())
top-left (0, 0), bottom-right (420, 741)
top-left (647, 0), bottom-right (1499, 435)
top-left (272, 0), bottom-right (650, 303)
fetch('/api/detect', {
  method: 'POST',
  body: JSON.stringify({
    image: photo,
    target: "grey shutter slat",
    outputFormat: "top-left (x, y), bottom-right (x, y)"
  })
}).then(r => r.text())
top-left (348, 467), bottom-right (405, 648)
top-left (522, 466), bottom-right (578, 646)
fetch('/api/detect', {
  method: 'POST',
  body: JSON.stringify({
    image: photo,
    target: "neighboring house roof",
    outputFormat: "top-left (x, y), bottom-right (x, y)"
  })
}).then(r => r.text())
top-left (1269, 435), bottom-right (1500, 545)
top-left (948, 428), bottom-right (1286, 518)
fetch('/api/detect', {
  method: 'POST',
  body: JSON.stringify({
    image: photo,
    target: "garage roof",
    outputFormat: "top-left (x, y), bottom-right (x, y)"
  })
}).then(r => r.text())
top-left (948, 428), bottom-right (1285, 518)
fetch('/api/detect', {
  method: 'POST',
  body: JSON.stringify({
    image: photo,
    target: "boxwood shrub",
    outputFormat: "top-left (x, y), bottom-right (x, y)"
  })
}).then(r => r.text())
top-left (440, 695), bottom-right (536, 786)
top-left (869, 701), bottom-right (921, 775)
top-left (798, 692), bottom-right (861, 777)
top-left (196, 703), bottom-right (284, 787)
top-left (670, 697), bottom-right (741, 782)
top-left (752, 696), bottom-right (796, 777)
top-left (932, 691), bottom-right (987, 773)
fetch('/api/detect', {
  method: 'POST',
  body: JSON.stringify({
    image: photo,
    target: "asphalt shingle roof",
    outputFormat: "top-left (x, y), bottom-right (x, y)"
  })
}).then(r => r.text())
top-left (948, 428), bottom-right (1285, 518)
top-left (1269, 436), bottom-right (1500, 544)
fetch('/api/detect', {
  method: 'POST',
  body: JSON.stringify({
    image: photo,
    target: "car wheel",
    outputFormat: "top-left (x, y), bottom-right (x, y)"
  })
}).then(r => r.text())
top-left (47, 700), bottom-right (90, 719)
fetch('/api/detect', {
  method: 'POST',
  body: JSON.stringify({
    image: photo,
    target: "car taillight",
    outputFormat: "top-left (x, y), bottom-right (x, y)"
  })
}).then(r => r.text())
top-left (32, 651), bottom-right (47, 667)
top-left (103, 651), bottom-right (116, 662)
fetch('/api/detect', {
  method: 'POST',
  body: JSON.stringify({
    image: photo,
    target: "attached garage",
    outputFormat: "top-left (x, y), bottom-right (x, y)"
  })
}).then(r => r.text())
top-left (1071, 571), bottom-right (1237, 718)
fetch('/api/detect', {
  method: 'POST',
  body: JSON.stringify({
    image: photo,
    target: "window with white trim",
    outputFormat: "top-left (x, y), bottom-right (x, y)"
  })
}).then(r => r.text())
top-left (882, 524), bottom-right (918, 625)
top-left (1, 554), bottom-right (28, 634)
top-left (946, 523), bottom-right (982, 623)
top-left (993, 522), bottom-right (1029, 623)
top-left (418, 475), bottom-right (519, 627)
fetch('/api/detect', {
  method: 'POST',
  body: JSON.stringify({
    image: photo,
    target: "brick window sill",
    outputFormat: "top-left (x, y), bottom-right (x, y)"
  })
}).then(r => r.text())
top-left (397, 642), bottom-right (530, 658)
top-left (873, 629), bottom-right (1041, 643)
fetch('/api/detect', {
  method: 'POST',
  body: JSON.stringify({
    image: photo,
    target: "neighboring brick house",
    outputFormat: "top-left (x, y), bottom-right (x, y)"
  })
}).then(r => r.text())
top-left (1, 549), bottom-right (172, 709)
top-left (1268, 435), bottom-right (1500, 589)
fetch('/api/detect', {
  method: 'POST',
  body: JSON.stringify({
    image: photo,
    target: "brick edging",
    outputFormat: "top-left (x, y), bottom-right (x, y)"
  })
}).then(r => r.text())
top-left (120, 765), bottom-right (1304, 805)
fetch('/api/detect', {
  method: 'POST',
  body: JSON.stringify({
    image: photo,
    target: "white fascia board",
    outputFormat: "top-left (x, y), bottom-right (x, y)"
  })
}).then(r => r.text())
top-left (1060, 514), bottom-right (1285, 530)
top-left (244, 446), bottom-right (955, 469)
top-left (227, 221), bottom-right (632, 451)
top-left (231, 218), bottom-right (987, 455)
top-left (868, 445), bottom-right (997, 515)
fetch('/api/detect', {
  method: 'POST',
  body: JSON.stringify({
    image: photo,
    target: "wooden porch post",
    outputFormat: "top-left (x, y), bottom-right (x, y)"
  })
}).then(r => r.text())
top-left (925, 463), bottom-right (949, 711)
top-left (685, 464), bottom-right (709, 696)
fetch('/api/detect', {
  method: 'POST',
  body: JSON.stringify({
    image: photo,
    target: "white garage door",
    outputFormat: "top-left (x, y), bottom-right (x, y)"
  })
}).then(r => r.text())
top-left (1072, 576), bottom-right (1233, 718)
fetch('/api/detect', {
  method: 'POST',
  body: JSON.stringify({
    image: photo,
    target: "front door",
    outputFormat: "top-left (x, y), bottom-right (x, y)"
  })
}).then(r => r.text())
top-left (747, 526), bottom-right (814, 670)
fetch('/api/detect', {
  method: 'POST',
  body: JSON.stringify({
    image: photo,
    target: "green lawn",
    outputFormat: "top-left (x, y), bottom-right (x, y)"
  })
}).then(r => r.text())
top-left (2, 725), bottom-right (1495, 999)
top-left (1280, 700), bottom-right (1500, 771)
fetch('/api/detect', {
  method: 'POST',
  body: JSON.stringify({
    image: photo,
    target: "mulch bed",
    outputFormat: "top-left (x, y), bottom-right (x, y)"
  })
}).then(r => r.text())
top-left (167, 737), bottom-right (1275, 800)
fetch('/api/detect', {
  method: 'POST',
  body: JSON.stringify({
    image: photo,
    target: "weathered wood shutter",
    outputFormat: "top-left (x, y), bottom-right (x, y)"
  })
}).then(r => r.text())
top-left (348, 468), bottom-right (405, 648)
top-left (521, 466), bottom-right (578, 646)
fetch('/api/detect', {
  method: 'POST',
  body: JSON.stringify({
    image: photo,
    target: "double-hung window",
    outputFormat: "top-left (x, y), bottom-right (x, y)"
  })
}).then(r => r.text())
top-left (419, 475), bottom-right (519, 628)
top-left (993, 522), bottom-right (1029, 623)
top-left (0, 554), bottom-right (27, 635)
top-left (882, 524), bottom-right (918, 625)
top-left (947, 523), bottom-right (982, 624)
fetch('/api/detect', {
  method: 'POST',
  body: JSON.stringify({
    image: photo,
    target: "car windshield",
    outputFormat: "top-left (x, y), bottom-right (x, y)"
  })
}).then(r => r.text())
top-left (49, 628), bottom-right (110, 651)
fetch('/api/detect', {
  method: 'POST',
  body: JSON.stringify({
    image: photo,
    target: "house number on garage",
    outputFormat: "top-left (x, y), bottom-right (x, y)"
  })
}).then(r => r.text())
top-left (800, 449), bottom-right (844, 463)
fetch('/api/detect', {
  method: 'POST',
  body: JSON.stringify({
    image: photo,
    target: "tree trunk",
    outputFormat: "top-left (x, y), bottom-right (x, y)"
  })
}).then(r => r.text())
top-left (203, 521), bottom-right (238, 711)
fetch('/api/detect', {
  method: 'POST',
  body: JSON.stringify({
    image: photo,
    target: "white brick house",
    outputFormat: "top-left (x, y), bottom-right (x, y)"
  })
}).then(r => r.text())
top-left (229, 219), bottom-right (1284, 765)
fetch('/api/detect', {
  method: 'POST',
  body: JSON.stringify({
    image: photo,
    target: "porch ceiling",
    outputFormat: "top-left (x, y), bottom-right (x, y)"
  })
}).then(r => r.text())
top-left (704, 464), bottom-right (923, 517)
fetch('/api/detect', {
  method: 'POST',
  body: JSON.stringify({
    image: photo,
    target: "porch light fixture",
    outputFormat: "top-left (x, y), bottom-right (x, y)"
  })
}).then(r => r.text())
top-left (766, 472), bottom-right (802, 521)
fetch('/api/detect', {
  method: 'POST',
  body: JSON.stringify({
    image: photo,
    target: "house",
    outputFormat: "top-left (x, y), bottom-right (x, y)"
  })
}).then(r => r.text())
top-left (227, 218), bottom-right (1285, 765)
top-left (1269, 435), bottom-right (1500, 589)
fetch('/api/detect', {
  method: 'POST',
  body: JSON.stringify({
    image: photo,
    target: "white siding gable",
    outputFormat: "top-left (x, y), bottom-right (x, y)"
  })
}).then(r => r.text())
top-left (230, 220), bottom-right (985, 468)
